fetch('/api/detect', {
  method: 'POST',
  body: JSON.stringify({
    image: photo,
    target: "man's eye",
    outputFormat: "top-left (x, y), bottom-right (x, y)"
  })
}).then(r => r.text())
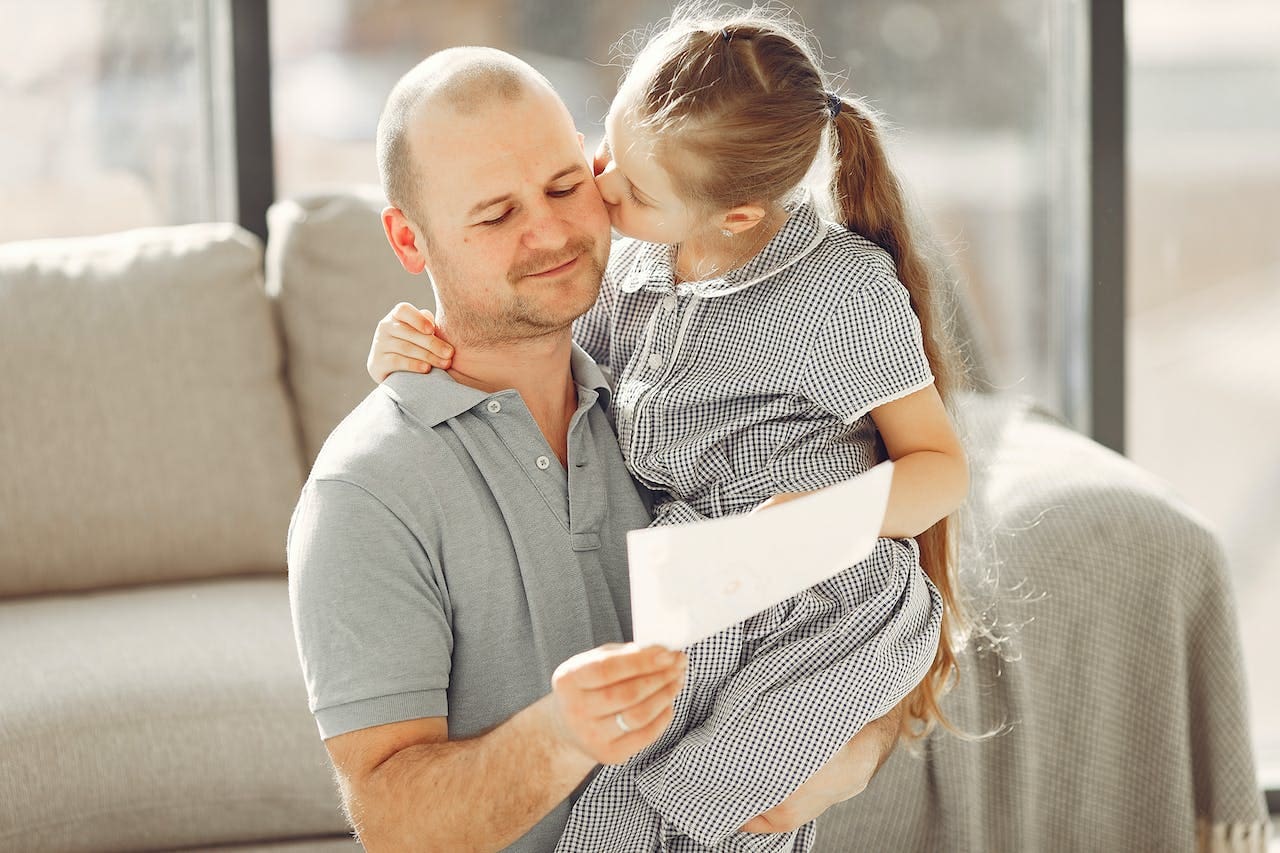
top-left (482, 209), bottom-right (513, 226)
top-left (549, 184), bottom-right (581, 198)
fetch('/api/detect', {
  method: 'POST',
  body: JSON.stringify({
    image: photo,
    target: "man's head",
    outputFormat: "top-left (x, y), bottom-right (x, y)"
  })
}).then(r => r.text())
top-left (377, 47), bottom-right (611, 348)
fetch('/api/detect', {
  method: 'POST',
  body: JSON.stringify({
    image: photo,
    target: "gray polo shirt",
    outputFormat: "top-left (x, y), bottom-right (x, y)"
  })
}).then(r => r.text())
top-left (287, 346), bottom-right (652, 851)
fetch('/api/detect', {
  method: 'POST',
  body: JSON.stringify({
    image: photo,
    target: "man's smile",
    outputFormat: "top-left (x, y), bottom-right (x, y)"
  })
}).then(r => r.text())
top-left (524, 254), bottom-right (581, 279)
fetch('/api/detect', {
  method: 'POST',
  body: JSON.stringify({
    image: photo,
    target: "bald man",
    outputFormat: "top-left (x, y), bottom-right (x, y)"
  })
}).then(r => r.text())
top-left (287, 47), bottom-right (897, 852)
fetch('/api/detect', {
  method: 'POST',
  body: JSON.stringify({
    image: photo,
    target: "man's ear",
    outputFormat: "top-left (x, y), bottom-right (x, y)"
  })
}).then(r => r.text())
top-left (382, 206), bottom-right (429, 275)
top-left (718, 203), bottom-right (768, 236)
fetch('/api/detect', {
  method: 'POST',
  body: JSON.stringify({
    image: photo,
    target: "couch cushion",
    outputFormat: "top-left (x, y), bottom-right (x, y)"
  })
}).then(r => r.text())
top-left (0, 224), bottom-right (306, 597)
top-left (267, 188), bottom-right (432, 467)
top-left (0, 577), bottom-right (348, 851)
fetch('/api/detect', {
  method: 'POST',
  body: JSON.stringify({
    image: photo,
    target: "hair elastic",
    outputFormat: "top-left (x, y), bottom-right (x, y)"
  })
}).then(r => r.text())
top-left (721, 28), bottom-right (731, 42)
top-left (826, 92), bottom-right (842, 119)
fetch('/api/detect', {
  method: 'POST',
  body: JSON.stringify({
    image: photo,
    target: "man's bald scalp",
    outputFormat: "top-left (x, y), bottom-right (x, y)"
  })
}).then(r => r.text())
top-left (377, 47), bottom-right (557, 227)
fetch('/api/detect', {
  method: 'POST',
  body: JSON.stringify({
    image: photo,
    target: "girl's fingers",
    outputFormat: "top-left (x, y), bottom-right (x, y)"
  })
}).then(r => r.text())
top-left (385, 354), bottom-right (434, 374)
top-left (381, 341), bottom-right (436, 365)
top-left (391, 302), bottom-right (433, 333)
top-left (390, 322), bottom-right (453, 360)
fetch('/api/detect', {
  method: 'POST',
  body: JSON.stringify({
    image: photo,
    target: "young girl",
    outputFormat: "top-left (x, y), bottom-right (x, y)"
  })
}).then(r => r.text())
top-left (368, 6), bottom-right (968, 851)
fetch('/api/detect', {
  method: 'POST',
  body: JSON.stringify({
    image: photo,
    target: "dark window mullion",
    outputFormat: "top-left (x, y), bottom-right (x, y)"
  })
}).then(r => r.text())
top-left (1088, 0), bottom-right (1126, 454)
top-left (229, 0), bottom-right (274, 244)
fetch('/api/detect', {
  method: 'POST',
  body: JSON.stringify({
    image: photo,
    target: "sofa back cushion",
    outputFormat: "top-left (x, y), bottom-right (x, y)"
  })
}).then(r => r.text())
top-left (0, 224), bottom-right (305, 597)
top-left (267, 189), bottom-right (432, 467)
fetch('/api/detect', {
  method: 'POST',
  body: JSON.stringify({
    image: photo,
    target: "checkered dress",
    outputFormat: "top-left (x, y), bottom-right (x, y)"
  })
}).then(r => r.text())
top-left (559, 202), bottom-right (944, 853)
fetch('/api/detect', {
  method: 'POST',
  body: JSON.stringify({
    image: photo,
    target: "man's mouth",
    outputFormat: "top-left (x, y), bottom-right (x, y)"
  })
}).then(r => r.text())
top-left (525, 254), bottom-right (581, 279)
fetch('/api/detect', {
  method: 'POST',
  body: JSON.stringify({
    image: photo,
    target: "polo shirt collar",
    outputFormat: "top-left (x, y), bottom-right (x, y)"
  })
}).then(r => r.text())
top-left (382, 342), bottom-right (613, 428)
top-left (620, 200), bottom-right (825, 299)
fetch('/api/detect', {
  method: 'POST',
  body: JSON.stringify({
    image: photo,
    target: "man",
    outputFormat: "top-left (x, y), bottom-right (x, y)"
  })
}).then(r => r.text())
top-left (287, 46), bottom-right (900, 852)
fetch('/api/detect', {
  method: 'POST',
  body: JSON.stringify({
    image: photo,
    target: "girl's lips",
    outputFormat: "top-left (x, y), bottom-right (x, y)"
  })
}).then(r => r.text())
top-left (527, 255), bottom-right (580, 278)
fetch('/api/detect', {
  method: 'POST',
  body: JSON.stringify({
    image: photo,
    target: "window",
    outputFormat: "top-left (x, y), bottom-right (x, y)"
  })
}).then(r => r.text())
top-left (0, 0), bottom-right (236, 243)
top-left (270, 0), bottom-right (1089, 429)
top-left (1127, 0), bottom-right (1280, 785)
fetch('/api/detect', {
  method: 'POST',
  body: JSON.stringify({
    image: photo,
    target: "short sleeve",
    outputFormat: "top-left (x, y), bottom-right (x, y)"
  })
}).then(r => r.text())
top-left (287, 477), bottom-right (452, 739)
top-left (800, 275), bottom-right (935, 424)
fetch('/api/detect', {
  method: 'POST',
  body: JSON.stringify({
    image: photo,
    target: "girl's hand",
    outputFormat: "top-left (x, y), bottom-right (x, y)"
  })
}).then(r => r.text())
top-left (366, 302), bottom-right (454, 383)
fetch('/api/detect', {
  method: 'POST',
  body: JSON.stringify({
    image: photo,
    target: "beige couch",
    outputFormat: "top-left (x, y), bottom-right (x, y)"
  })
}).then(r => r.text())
top-left (0, 190), bottom-right (1266, 851)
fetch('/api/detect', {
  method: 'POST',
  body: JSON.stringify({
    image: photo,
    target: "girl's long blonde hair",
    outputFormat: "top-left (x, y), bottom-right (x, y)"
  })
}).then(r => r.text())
top-left (618, 3), bottom-right (970, 740)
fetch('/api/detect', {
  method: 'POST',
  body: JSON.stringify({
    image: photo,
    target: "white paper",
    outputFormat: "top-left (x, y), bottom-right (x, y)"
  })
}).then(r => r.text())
top-left (628, 461), bottom-right (895, 649)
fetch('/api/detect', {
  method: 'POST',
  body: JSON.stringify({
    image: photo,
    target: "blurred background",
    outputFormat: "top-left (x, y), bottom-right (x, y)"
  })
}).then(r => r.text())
top-left (1, 0), bottom-right (1276, 797)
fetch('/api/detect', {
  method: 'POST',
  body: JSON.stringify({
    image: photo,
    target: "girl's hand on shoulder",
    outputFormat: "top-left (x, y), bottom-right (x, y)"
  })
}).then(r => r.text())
top-left (366, 302), bottom-right (454, 383)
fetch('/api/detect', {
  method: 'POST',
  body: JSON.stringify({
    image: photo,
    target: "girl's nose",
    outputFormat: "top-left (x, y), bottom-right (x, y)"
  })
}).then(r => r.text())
top-left (592, 138), bottom-right (611, 177)
top-left (594, 163), bottom-right (621, 206)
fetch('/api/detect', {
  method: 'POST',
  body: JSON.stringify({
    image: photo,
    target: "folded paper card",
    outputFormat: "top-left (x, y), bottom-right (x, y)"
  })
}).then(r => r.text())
top-left (628, 461), bottom-right (895, 649)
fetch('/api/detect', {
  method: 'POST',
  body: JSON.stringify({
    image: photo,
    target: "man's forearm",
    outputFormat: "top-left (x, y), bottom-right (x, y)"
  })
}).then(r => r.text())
top-left (351, 695), bottom-right (596, 852)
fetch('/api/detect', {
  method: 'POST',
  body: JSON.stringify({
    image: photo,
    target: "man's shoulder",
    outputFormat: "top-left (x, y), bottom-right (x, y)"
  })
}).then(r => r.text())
top-left (307, 383), bottom-right (450, 500)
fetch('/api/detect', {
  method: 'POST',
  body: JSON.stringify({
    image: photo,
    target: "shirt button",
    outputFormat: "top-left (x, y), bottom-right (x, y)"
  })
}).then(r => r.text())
top-left (535, 455), bottom-right (551, 470)
top-left (648, 353), bottom-right (664, 371)
top-left (662, 295), bottom-right (677, 313)
top-left (486, 400), bottom-right (502, 414)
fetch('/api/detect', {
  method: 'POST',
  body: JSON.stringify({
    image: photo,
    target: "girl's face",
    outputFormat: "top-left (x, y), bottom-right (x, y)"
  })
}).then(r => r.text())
top-left (593, 103), bottom-right (705, 245)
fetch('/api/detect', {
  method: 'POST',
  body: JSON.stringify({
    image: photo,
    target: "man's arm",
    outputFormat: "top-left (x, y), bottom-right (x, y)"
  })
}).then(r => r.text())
top-left (327, 644), bottom-right (687, 852)
top-left (740, 701), bottom-right (904, 834)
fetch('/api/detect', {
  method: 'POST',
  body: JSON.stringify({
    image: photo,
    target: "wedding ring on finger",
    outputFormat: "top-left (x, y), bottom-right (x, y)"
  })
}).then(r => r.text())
top-left (614, 712), bottom-right (632, 734)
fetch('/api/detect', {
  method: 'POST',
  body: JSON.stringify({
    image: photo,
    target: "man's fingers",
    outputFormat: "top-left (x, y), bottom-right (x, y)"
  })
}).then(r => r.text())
top-left (607, 672), bottom-right (684, 733)
top-left (591, 665), bottom-right (685, 717)
top-left (603, 697), bottom-right (677, 762)
top-left (568, 645), bottom-right (684, 691)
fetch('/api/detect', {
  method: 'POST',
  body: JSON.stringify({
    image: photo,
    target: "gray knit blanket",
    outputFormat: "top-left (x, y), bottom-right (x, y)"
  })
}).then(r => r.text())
top-left (813, 391), bottom-right (1270, 853)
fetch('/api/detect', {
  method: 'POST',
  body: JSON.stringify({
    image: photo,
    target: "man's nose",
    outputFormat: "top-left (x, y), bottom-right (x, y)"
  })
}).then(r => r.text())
top-left (522, 197), bottom-right (571, 250)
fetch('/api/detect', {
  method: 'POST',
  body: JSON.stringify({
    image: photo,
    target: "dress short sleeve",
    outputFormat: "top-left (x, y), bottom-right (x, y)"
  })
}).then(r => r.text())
top-left (800, 274), bottom-right (935, 424)
top-left (287, 477), bottom-right (452, 739)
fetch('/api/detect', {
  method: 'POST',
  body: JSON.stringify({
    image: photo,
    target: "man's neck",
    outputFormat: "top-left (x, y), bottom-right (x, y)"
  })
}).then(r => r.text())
top-left (442, 328), bottom-right (578, 465)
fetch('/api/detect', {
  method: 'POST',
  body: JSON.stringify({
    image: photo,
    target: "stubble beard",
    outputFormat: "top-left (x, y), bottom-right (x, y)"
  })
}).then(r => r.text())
top-left (432, 235), bottom-right (606, 349)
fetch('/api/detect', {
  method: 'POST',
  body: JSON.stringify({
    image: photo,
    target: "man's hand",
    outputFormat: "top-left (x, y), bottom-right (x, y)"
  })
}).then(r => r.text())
top-left (549, 643), bottom-right (687, 766)
top-left (740, 702), bottom-right (904, 834)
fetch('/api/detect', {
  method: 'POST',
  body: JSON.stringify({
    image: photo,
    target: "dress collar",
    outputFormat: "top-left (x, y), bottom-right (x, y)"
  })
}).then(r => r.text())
top-left (618, 201), bottom-right (826, 299)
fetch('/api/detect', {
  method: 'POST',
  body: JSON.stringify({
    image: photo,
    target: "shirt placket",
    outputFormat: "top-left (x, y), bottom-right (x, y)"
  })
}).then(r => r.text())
top-left (622, 288), bottom-right (692, 488)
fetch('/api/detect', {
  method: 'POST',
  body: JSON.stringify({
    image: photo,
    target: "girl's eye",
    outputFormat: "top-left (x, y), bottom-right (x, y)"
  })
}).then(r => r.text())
top-left (626, 185), bottom-right (648, 207)
top-left (549, 183), bottom-right (581, 198)
top-left (482, 209), bottom-right (513, 226)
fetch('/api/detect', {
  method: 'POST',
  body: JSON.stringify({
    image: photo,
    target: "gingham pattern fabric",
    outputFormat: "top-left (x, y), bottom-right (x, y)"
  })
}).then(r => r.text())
top-left (558, 203), bottom-right (944, 852)
top-left (576, 202), bottom-right (937, 522)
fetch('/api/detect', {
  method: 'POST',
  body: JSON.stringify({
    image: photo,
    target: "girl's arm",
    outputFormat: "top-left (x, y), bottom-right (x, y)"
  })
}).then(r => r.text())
top-left (366, 302), bottom-right (454, 383)
top-left (755, 382), bottom-right (968, 539)
top-left (866, 382), bottom-right (968, 538)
